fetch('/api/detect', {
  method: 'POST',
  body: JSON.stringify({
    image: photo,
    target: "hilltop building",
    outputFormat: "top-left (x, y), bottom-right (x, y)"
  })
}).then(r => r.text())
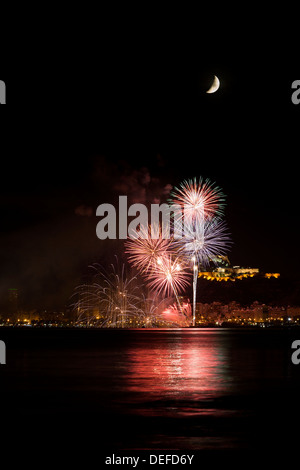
top-left (198, 256), bottom-right (279, 282)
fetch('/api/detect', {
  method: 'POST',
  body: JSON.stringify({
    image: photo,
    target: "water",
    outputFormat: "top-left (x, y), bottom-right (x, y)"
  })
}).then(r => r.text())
top-left (1, 327), bottom-right (300, 460)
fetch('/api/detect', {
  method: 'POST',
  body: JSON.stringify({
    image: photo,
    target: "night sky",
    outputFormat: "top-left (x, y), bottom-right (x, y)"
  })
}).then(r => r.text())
top-left (0, 24), bottom-right (299, 309)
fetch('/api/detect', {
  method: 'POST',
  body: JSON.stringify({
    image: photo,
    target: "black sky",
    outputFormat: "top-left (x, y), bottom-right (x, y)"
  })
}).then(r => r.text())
top-left (0, 22), bottom-right (299, 309)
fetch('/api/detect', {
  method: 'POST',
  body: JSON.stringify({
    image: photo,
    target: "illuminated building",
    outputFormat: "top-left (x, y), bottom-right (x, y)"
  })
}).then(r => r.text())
top-left (198, 256), bottom-right (279, 282)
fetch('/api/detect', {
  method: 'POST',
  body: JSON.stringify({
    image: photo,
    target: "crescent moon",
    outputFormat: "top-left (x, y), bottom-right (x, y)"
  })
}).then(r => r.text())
top-left (206, 75), bottom-right (220, 94)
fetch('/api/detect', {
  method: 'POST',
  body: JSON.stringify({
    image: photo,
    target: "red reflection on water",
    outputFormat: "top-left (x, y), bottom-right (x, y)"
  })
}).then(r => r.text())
top-left (125, 330), bottom-right (229, 408)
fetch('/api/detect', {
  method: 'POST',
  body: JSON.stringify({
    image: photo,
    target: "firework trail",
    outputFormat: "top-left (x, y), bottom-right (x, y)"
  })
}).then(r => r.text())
top-left (178, 216), bottom-right (231, 325)
top-left (99, 262), bottom-right (142, 327)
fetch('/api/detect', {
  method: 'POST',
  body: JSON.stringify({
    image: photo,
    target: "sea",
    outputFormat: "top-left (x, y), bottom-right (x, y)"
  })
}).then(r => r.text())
top-left (0, 327), bottom-right (299, 466)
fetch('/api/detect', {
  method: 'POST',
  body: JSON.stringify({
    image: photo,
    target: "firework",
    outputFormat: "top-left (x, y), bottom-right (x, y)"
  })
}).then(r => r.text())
top-left (138, 292), bottom-right (179, 327)
top-left (72, 261), bottom-right (142, 327)
top-left (72, 257), bottom-right (191, 328)
top-left (146, 254), bottom-right (190, 297)
top-left (162, 300), bottom-right (192, 327)
top-left (176, 216), bottom-right (231, 326)
top-left (179, 217), bottom-right (231, 268)
top-left (169, 177), bottom-right (225, 225)
top-left (125, 223), bottom-right (188, 313)
top-left (125, 223), bottom-right (178, 273)
top-left (169, 177), bottom-right (230, 326)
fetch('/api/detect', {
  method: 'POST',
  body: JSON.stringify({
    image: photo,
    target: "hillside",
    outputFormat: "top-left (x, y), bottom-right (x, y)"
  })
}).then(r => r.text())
top-left (195, 275), bottom-right (300, 307)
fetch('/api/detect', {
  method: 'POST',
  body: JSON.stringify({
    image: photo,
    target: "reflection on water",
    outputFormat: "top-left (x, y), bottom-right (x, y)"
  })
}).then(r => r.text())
top-left (126, 330), bottom-right (231, 411)
top-left (109, 329), bottom-right (244, 448)
top-left (1, 327), bottom-right (300, 452)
